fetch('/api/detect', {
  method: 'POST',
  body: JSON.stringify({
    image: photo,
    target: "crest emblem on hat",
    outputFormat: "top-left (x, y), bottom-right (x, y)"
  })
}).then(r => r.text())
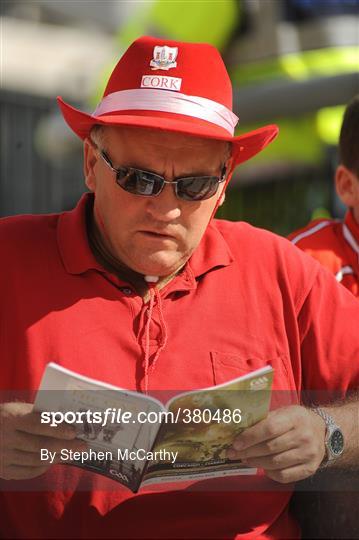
top-left (150, 46), bottom-right (178, 70)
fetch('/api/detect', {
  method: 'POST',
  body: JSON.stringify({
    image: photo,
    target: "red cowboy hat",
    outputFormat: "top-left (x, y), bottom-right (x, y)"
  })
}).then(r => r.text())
top-left (58, 35), bottom-right (278, 166)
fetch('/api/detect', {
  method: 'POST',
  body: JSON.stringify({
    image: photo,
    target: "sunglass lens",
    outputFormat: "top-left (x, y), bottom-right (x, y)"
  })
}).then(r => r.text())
top-left (116, 169), bottom-right (163, 196)
top-left (177, 177), bottom-right (219, 201)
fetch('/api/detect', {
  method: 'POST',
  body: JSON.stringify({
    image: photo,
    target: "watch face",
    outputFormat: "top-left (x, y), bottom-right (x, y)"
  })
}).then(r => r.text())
top-left (329, 429), bottom-right (344, 456)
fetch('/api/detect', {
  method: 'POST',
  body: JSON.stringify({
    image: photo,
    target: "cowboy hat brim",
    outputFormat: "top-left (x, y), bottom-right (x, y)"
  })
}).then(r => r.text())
top-left (57, 96), bottom-right (278, 166)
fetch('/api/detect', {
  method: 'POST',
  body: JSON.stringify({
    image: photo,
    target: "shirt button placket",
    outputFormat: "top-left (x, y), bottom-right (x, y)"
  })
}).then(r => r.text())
top-left (120, 287), bottom-right (133, 296)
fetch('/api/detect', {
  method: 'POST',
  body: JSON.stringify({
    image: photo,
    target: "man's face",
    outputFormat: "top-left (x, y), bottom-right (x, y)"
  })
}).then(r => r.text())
top-left (84, 126), bottom-right (230, 277)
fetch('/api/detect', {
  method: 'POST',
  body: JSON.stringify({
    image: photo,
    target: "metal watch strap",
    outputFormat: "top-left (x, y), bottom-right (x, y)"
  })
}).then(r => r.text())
top-left (312, 406), bottom-right (335, 428)
top-left (311, 406), bottom-right (342, 467)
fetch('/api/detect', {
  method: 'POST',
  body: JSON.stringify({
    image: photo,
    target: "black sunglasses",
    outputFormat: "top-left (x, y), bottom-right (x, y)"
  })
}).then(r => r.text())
top-left (99, 150), bottom-right (226, 202)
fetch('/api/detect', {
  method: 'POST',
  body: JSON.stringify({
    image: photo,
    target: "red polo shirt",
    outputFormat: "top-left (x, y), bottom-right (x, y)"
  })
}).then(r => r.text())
top-left (1, 194), bottom-right (358, 539)
top-left (288, 211), bottom-right (359, 297)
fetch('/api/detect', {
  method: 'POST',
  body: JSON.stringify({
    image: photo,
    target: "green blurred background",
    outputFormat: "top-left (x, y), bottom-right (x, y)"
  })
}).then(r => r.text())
top-left (1, 0), bottom-right (358, 235)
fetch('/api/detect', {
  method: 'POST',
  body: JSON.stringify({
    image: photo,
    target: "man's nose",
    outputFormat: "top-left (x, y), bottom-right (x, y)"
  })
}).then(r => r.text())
top-left (145, 183), bottom-right (182, 221)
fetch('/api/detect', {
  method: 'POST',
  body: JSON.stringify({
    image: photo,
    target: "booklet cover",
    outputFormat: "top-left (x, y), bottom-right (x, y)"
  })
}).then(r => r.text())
top-left (35, 363), bottom-right (273, 492)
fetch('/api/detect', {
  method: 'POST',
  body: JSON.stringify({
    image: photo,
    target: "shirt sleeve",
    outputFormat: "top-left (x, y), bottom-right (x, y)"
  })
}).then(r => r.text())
top-left (298, 265), bottom-right (359, 399)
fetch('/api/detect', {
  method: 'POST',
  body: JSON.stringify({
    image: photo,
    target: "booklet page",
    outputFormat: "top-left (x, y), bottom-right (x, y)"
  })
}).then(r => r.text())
top-left (35, 363), bottom-right (164, 492)
top-left (142, 366), bottom-right (273, 485)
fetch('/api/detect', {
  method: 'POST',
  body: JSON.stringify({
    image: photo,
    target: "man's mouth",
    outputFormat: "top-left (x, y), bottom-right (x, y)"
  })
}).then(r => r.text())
top-left (139, 230), bottom-right (177, 240)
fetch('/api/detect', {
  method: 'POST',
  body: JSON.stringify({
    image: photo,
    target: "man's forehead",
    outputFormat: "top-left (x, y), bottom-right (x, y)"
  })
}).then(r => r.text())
top-left (105, 125), bottom-right (229, 153)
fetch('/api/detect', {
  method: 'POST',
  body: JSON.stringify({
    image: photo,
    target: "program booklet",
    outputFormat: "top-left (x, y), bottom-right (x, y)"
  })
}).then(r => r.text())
top-left (35, 363), bottom-right (273, 493)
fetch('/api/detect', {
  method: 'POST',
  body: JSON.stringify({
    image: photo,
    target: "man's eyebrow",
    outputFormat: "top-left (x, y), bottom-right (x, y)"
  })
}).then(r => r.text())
top-left (120, 163), bottom-right (224, 178)
top-left (177, 168), bottom-right (224, 178)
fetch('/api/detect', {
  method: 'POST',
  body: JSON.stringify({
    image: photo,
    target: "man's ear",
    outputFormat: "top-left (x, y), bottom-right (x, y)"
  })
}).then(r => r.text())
top-left (335, 165), bottom-right (359, 207)
top-left (83, 138), bottom-right (98, 192)
top-left (218, 191), bottom-right (226, 206)
top-left (217, 155), bottom-right (234, 207)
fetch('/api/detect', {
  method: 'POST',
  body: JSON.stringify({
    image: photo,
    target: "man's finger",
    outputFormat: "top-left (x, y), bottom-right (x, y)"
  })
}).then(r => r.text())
top-left (242, 449), bottom-right (306, 471)
top-left (232, 410), bottom-right (294, 451)
top-left (14, 412), bottom-right (77, 440)
top-left (265, 462), bottom-right (319, 484)
top-left (11, 429), bottom-right (87, 454)
top-left (5, 448), bottom-right (45, 468)
top-left (238, 430), bottom-right (297, 459)
top-left (1, 464), bottom-right (50, 481)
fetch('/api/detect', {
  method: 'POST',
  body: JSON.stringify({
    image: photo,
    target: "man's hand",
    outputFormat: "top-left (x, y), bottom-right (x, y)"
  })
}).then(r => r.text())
top-left (0, 402), bottom-right (87, 480)
top-left (227, 405), bottom-right (326, 483)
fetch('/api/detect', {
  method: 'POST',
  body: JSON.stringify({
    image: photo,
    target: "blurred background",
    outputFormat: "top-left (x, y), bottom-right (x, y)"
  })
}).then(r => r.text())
top-left (1, 0), bottom-right (358, 234)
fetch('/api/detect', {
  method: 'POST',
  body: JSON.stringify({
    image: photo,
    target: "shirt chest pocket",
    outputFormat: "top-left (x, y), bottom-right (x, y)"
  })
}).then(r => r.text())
top-left (210, 351), bottom-right (298, 407)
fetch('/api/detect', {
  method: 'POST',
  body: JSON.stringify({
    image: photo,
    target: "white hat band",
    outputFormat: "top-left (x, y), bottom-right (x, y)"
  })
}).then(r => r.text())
top-left (93, 89), bottom-right (239, 135)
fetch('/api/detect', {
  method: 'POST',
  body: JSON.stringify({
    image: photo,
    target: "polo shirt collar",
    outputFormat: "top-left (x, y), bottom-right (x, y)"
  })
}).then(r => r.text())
top-left (57, 193), bottom-right (234, 280)
top-left (57, 193), bottom-right (104, 275)
top-left (188, 220), bottom-right (234, 278)
top-left (344, 210), bottom-right (359, 257)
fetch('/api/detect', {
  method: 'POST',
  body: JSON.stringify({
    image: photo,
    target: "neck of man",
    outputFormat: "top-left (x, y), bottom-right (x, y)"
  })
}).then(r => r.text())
top-left (86, 205), bottom-right (182, 301)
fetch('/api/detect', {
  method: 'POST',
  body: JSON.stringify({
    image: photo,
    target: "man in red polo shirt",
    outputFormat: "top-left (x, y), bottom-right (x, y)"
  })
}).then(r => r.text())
top-left (289, 95), bottom-right (359, 297)
top-left (0, 37), bottom-right (358, 539)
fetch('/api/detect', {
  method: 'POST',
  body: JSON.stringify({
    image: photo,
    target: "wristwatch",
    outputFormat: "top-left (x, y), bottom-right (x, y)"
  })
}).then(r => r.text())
top-left (312, 407), bottom-right (345, 466)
